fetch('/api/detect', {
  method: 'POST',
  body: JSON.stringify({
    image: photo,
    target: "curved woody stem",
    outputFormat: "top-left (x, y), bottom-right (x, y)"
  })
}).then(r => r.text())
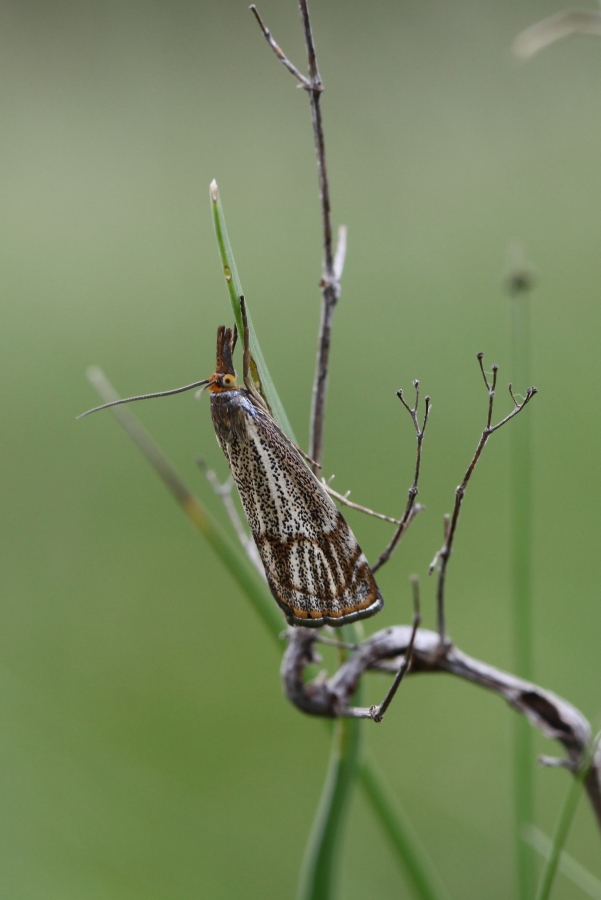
top-left (282, 625), bottom-right (601, 833)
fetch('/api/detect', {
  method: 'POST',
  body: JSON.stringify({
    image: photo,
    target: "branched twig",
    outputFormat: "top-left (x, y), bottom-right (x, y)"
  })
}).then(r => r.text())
top-left (281, 625), bottom-right (601, 832)
top-left (369, 576), bottom-right (422, 723)
top-left (197, 458), bottom-right (266, 578)
top-left (251, 0), bottom-right (342, 471)
top-left (250, 5), bottom-right (311, 88)
top-left (323, 483), bottom-right (403, 525)
top-left (372, 382), bottom-right (431, 573)
top-left (430, 355), bottom-right (537, 644)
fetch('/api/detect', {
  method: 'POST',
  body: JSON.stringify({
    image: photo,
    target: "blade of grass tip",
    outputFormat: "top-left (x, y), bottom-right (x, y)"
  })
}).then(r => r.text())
top-left (86, 369), bottom-right (446, 899)
top-left (505, 245), bottom-right (536, 900)
top-left (298, 624), bottom-right (362, 900)
top-left (85, 366), bottom-right (284, 642)
top-left (358, 751), bottom-right (450, 900)
top-left (535, 740), bottom-right (598, 900)
top-left (210, 179), bottom-right (296, 442)
top-left (525, 825), bottom-right (601, 900)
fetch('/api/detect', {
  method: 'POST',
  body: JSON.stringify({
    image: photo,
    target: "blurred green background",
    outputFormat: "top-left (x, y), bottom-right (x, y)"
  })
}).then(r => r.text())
top-left (2, 0), bottom-right (601, 896)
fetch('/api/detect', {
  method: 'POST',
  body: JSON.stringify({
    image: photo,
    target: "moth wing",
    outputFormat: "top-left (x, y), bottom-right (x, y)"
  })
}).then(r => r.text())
top-left (215, 395), bottom-right (383, 627)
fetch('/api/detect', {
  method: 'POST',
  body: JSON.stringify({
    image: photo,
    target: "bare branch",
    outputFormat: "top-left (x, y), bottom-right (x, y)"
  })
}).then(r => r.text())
top-left (299, 0), bottom-right (335, 468)
top-left (369, 576), bottom-right (422, 723)
top-left (297, 0), bottom-right (321, 87)
top-left (372, 385), bottom-right (431, 573)
top-left (249, 5), bottom-right (311, 88)
top-left (324, 483), bottom-right (403, 525)
top-left (431, 356), bottom-right (537, 644)
top-left (281, 625), bottom-right (601, 832)
top-left (251, 1), bottom-right (338, 471)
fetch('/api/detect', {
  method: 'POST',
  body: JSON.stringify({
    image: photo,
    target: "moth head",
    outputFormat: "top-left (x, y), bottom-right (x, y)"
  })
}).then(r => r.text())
top-left (209, 325), bottom-right (238, 392)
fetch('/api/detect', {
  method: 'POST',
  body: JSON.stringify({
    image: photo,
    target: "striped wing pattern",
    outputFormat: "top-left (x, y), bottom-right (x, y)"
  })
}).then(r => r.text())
top-left (211, 389), bottom-right (383, 627)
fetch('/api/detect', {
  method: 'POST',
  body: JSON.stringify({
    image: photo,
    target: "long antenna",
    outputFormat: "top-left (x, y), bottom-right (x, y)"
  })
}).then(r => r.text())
top-left (77, 378), bottom-right (211, 419)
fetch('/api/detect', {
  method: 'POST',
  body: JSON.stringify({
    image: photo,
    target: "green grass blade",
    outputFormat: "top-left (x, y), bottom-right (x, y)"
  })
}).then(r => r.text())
top-left (535, 759), bottom-right (591, 900)
top-left (298, 722), bottom-right (362, 899)
top-left (506, 251), bottom-right (536, 900)
top-left (86, 367), bottom-right (284, 641)
top-left (525, 825), bottom-right (601, 900)
top-left (297, 625), bottom-right (363, 900)
top-left (359, 751), bottom-right (450, 900)
top-left (86, 371), bottom-right (447, 900)
top-left (210, 180), bottom-right (296, 442)
top-left (297, 624), bottom-right (448, 900)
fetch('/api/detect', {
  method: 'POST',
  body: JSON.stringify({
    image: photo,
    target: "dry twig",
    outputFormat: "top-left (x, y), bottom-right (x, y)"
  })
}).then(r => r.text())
top-left (372, 382), bottom-right (431, 573)
top-left (281, 625), bottom-right (601, 831)
top-left (369, 576), bottom-right (422, 723)
top-left (251, 0), bottom-right (344, 471)
top-left (323, 483), bottom-right (403, 525)
top-left (430, 355), bottom-right (537, 644)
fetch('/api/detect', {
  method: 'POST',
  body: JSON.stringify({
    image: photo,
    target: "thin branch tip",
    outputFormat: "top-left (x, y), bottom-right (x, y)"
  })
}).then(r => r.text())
top-left (372, 380), bottom-right (429, 572)
top-left (250, 3), bottom-right (311, 89)
top-left (209, 179), bottom-right (219, 201)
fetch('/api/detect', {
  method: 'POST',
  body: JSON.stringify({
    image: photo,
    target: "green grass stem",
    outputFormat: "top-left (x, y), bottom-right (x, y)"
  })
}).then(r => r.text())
top-left (508, 260), bottom-right (536, 900)
top-left (358, 751), bottom-right (451, 900)
top-left (210, 180), bottom-right (296, 441)
top-left (89, 232), bottom-right (449, 899)
top-left (90, 367), bottom-right (447, 898)
top-left (86, 367), bottom-right (283, 640)
top-left (297, 625), bottom-right (363, 900)
top-left (525, 824), bottom-right (601, 899)
top-left (535, 755), bottom-right (592, 900)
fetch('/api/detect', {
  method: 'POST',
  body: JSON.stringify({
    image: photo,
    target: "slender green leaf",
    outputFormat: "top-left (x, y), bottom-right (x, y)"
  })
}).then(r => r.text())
top-left (87, 368), bottom-right (447, 900)
top-left (297, 626), bottom-right (363, 900)
top-left (535, 758), bottom-right (591, 900)
top-left (506, 248), bottom-right (536, 900)
top-left (210, 180), bottom-right (296, 441)
top-left (525, 825), bottom-right (601, 900)
top-left (358, 751), bottom-right (450, 900)
top-left (86, 366), bottom-right (284, 641)
top-left (297, 636), bottom-right (449, 900)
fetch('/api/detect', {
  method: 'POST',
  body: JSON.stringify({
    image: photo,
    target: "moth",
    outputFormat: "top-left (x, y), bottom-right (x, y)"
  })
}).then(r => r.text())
top-left (80, 302), bottom-right (384, 628)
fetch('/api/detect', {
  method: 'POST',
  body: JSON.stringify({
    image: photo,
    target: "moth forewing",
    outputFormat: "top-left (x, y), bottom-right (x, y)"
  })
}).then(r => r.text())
top-left (208, 327), bottom-right (383, 628)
